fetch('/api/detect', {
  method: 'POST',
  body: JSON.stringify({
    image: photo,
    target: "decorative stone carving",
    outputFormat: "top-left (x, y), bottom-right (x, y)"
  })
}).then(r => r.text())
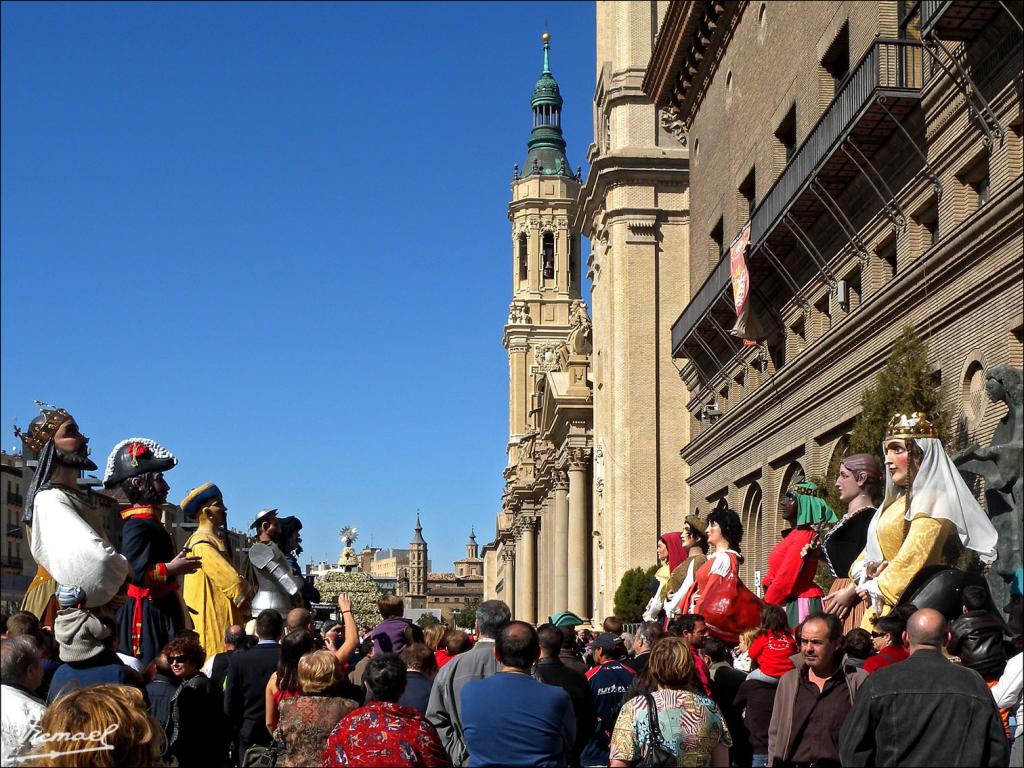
top-left (953, 363), bottom-right (1023, 612)
top-left (659, 107), bottom-right (688, 146)
top-left (535, 342), bottom-right (564, 372)
top-left (568, 446), bottom-right (592, 470)
top-left (568, 300), bottom-right (593, 356)
top-left (594, 441), bottom-right (605, 497)
top-left (508, 300), bottom-right (531, 325)
top-left (551, 470), bottom-right (569, 491)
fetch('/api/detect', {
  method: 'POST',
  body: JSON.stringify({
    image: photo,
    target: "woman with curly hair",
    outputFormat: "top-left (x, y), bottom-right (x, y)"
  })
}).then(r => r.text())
top-left (163, 634), bottom-right (222, 766)
top-left (33, 684), bottom-right (169, 767)
top-left (680, 506), bottom-right (762, 644)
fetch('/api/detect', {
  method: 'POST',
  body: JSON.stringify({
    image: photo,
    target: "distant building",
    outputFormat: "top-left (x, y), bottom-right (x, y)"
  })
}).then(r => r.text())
top-left (397, 518), bottom-right (483, 624)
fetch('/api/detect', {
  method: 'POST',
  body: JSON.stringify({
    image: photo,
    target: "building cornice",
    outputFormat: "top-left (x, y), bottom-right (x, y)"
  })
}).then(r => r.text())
top-left (574, 150), bottom-right (690, 234)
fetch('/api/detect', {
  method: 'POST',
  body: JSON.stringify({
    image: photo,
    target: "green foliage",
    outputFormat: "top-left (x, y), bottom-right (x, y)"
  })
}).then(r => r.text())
top-left (416, 613), bottom-right (441, 629)
top-left (453, 598), bottom-right (480, 630)
top-left (847, 325), bottom-right (951, 465)
top-left (613, 564), bottom-right (659, 623)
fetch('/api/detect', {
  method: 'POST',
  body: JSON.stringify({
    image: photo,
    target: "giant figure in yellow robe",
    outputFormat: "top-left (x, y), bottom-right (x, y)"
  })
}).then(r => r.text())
top-left (180, 483), bottom-right (252, 657)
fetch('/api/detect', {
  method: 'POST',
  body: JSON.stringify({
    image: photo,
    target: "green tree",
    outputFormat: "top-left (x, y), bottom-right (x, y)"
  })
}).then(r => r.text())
top-left (613, 565), bottom-right (658, 623)
top-left (453, 598), bottom-right (480, 630)
top-left (848, 324), bottom-right (951, 464)
top-left (416, 613), bottom-right (441, 629)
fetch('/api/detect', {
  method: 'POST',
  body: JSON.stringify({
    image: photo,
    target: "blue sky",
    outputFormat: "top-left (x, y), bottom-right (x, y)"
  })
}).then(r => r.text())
top-left (1, 1), bottom-right (596, 570)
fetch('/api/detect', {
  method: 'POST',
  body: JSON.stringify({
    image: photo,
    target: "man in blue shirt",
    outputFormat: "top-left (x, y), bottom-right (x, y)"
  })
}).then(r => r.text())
top-left (461, 621), bottom-right (575, 767)
top-left (581, 632), bottom-right (635, 766)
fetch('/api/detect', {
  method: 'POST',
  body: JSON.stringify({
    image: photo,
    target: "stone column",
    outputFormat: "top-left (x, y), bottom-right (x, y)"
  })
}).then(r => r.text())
top-left (567, 447), bottom-right (591, 619)
top-left (520, 518), bottom-right (538, 624)
top-left (501, 546), bottom-right (516, 618)
top-left (552, 470), bottom-right (570, 613)
top-left (514, 530), bottom-right (523, 619)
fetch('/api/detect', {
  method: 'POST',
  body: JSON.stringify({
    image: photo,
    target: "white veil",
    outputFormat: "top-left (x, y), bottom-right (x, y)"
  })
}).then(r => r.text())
top-left (871, 437), bottom-right (998, 565)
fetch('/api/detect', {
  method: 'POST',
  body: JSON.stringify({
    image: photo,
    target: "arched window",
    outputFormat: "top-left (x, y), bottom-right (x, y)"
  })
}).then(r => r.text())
top-left (542, 233), bottom-right (555, 280)
top-left (518, 234), bottom-right (528, 282)
top-left (741, 482), bottom-right (764, 587)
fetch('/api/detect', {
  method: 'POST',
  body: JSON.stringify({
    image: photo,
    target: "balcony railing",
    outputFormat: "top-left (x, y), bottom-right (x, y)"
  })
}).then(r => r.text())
top-left (671, 39), bottom-right (925, 360)
top-left (750, 39), bottom-right (923, 249)
top-left (921, 1), bottom-right (1005, 40)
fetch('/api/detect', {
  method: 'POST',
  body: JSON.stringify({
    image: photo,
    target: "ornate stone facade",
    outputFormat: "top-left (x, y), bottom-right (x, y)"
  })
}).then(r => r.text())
top-left (482, 35), bottom-right (595, 624)
top-left (574, 1), bottom-right (693, 619)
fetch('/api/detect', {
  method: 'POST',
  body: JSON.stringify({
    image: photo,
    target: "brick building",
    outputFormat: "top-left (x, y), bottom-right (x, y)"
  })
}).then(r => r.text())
top-left (643, 0), bottom-right (1022, 583)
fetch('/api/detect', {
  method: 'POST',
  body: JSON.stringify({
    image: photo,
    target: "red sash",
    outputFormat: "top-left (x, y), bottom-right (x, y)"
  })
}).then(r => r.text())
top-left (126, 581), bottom-right (179, 657)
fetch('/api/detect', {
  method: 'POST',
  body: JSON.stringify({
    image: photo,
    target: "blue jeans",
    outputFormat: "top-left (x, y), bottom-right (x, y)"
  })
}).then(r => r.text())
top-left (751, 753), bottom-right (769, 767)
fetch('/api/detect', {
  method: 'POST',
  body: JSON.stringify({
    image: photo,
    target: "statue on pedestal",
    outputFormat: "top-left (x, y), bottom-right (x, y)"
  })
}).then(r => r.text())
top-left (338, 527), bottom-right (359, 573)
top-left (953, 364), bottom-right (1023, 613)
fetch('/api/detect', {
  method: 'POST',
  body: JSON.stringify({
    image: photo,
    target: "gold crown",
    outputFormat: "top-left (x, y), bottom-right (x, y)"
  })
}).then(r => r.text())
top-left (885, 412), bottom-right (939, 440)
top-left (14, 403), bottom-right (71, 455)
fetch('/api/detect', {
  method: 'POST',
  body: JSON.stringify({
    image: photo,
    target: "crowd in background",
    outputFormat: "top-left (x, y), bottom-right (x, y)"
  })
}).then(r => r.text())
top-left (1, 581), bottom-right (1020, 767)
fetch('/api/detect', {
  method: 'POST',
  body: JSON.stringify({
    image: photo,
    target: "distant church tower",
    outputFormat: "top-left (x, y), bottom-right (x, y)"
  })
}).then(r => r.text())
top-left (408, 514), bottom-right (428, 601)
top-left (497, 33), bottom-right (583, 624)
top-left (466, 529), bottom-right (479, 560)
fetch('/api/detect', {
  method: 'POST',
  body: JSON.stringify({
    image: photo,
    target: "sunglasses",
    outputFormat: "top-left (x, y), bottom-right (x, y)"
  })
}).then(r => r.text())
top-left (167, 655), bottom-right (190, 664)
top-left (870, 632), bottom-right (887, 639)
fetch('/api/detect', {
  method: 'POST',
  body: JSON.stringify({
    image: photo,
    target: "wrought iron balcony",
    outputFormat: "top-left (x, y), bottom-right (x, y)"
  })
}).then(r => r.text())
top-left (672, 39), bottom-right (926, 370)
top-left (921, 1), bottom-right (1004, 41)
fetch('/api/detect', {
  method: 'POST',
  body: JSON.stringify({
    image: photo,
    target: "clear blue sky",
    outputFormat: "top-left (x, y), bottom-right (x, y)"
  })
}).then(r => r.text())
top-left (1, 1), bottom-right (596, 571)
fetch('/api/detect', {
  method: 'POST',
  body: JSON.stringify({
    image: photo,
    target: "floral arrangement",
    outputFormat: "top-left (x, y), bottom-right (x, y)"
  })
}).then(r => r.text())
top-left (315, 570), bottom-right (383, 626)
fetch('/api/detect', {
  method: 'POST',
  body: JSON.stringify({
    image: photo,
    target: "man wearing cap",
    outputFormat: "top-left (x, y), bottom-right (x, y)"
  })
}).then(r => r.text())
top-left (16, 404), bottom-right (130, 624)
top-left (181, 483), bottom-right (252, 658)
top-left (581, 632), bottom-right (635, 766)
top-left (104, 438), bottom-right (201, 666)
top-left (551, 611), bottom-right (587, 675)
top-left (248, 509), bottom-right (303, 618)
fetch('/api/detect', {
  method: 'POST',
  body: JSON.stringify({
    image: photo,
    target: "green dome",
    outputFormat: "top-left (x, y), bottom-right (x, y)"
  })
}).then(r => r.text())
top-left (523, 35), bottom-right (573, 179)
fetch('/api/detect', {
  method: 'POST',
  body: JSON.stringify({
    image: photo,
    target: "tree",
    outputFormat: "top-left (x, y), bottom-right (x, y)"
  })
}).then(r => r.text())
top-left (416, 613), bottom-right (441, 629)
top-left (848, 324), bottom-right (951, 463)
top-left (453, 598), bottom-right (480, 630)
top-left (613, 565), bottom-right (658, 623)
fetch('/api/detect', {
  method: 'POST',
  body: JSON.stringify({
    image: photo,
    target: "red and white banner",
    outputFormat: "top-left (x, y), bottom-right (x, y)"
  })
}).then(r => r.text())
top-left (729, 223), bottom-right (762, 345)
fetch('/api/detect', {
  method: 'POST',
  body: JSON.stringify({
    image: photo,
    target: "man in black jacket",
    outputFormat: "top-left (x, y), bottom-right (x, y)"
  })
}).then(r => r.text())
top-left (533, 623), bottom-right (594, 767)
top-left (948, 585), bottom-right (1009, 681)
top-left (705, 636), bottom-right (750, 768)
top-left (224, 610), bottom-right (282, 764)
top-left (839, 608), bottom-right (1009, 767)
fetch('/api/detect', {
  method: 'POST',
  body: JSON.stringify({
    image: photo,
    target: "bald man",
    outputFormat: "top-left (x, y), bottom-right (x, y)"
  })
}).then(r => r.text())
top-left (839, 608), bottom-right (1008, 766)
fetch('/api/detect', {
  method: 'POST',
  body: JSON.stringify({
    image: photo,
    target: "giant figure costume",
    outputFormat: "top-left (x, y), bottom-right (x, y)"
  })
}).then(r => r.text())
top-left (763, 481), bottom-right (837, 627)
top-left (248, 509), bottom-right (303, 618)
top-left (181, 483), bottom-right (251, 657)
top-left (17, 405), bottom-right (129, 622)
top-left (104, 438), bottom-right (187, 665)
top-left (852, 413), bottom-right (999, 630)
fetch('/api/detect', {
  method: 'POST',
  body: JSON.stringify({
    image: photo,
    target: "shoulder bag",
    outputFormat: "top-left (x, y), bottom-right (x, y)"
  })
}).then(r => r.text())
top-left (636, 692), bottom-right (675, 767)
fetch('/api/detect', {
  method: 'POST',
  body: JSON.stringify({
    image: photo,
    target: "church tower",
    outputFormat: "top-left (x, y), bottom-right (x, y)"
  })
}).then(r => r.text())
top-left (505, 33), bottom-right (582, 448)
top-left (497, 33), bottom-right (584, 625)
top-left (407, 514), bottom-right (427, 603)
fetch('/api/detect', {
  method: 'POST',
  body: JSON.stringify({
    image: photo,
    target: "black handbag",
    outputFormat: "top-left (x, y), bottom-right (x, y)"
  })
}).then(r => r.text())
top-left (636, 692), bottom-right (675, 767)
top-left (242, 743), bottom-right (283, 768)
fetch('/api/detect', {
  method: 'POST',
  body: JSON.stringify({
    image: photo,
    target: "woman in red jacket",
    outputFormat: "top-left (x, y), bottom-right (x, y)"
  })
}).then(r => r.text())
top-left (762, 482), bottom-right (838, 628)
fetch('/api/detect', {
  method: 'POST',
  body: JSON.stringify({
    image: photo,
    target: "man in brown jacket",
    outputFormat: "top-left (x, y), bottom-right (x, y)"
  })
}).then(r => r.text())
top-left (767, 612), bottom-right (868, 767)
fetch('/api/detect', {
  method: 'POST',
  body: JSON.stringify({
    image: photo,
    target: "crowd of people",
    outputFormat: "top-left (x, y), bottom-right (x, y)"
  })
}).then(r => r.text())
top-left (0, 405), bottom-right (1021, 766)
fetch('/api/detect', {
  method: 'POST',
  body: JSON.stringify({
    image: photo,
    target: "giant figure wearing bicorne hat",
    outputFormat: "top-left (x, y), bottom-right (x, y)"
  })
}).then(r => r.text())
top-left (104, 438), bottom-right (200, 665)
top-left (247, 509), bottom-right (303, 618)
top-left (16, 403), bottom-right (130, 624)
top-left (180, 483), bottom-right (252, 657)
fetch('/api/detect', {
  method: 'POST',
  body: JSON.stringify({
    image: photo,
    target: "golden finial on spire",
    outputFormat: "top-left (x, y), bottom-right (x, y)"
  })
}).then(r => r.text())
top-left (542, 31), bottom-right (550, 42)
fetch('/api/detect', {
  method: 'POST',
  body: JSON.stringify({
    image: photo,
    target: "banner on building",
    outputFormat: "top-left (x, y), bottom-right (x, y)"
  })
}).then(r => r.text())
top-left (729, 223), bottom-right (766, 344)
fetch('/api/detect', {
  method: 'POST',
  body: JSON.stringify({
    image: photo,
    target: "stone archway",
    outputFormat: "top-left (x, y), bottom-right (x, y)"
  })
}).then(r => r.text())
top-left (740, 482), bottom-right (763, 587)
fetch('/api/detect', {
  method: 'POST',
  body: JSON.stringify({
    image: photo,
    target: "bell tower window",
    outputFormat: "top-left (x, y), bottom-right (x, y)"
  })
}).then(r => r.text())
top-left (542, 233), bottom-right (555, 281)
top-left (519, 234), bottom-right (528, 283)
